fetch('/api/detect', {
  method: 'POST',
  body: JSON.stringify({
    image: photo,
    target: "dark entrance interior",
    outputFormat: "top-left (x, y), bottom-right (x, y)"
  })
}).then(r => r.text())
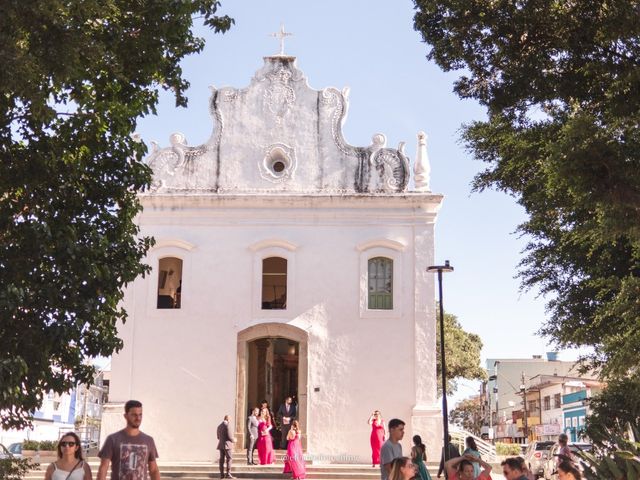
top-left (247, 337), bottom-right (299, 447)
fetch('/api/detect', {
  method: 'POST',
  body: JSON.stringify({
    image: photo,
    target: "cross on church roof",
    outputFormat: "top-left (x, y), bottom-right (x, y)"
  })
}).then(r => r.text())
top-left (270, 24), bottom-right (293, 56)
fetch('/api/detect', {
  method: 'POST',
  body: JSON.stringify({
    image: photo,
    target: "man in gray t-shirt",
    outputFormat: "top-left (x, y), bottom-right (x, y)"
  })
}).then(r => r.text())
top-left (97, 400), bottom-right (160, 480)
top-left (380, 418), bottom-right (405, 480)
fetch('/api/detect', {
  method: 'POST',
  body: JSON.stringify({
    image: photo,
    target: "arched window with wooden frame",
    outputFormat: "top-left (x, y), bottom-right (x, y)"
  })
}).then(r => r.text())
top-left (262, 257), bottom-right (287, 310)
top-left (157, 257), bottom-right (183, 309)
top-left (368, 257), bottom-right (393, 310)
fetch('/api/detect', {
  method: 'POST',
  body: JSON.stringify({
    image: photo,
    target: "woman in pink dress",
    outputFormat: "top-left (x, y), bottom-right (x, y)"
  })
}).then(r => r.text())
top-left (257, 408), bottom-right (275, 465)
top-left (283, 420), bottom-right (306, 479)
top-left (368, 410), bottom-right (386, 467)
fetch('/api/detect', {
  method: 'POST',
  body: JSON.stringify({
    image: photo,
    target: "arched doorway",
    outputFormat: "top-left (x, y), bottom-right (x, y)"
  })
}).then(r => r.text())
top-left (235, 323), bottom-right (308, 451)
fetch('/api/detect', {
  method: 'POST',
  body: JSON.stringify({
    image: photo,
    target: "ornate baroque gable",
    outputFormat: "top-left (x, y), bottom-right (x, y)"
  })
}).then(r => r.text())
top-left (145, 56), bottom-right (411, 194)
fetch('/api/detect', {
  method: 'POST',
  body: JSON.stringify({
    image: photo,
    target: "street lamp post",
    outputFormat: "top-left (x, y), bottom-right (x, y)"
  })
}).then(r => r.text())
top-left (427, 260), bottom-right (454, 463)
top-left (521, 372), bottom-right (528, 441)
top-left (488, 374), bottom-right (497, 442)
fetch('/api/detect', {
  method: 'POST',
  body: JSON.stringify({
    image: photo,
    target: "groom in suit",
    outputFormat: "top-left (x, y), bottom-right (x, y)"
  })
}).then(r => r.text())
top-left (246, 407), bottom-right (260, 465)
top-left (277, 396), bottom-right (296, 449)
top-left (217, 415), bottom-right (235, 479)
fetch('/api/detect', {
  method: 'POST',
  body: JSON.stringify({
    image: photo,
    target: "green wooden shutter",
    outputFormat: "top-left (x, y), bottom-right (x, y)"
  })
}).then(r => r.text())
top-left (368, 257), bottom-right (393, 310)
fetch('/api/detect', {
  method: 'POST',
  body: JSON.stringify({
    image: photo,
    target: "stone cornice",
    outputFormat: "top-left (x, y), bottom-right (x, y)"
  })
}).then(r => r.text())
top-left (137, 193), bottom-right (443, 226)
top-left (140, 192), bottom-right (443, 209)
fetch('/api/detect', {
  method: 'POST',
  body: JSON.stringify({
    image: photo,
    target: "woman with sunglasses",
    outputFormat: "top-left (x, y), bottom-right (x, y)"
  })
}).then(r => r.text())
top-left (44, 432), bottom-right (92, 480)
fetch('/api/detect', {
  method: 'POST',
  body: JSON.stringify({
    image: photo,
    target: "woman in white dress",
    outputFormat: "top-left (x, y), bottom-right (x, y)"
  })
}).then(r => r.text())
top-left (44, 432), bottom-right (92, 480)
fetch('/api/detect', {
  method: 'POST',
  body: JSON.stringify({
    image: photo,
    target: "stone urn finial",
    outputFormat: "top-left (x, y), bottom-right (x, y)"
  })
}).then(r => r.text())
top-left (414, 131), bottom-right (430, 191)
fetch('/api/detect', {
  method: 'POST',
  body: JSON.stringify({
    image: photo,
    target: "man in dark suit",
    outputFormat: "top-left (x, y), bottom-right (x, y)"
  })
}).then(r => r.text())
top-left (217, 415), bottom-right (235, 479)
top-left (437, 435), bottom-right (461, 479)
top-left (246, 407), bottom-right (260, 465)
top-left (277, 396), bottom-right (296, 449)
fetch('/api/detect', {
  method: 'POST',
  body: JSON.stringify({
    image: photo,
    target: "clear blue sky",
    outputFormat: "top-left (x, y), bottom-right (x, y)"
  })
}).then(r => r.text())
top-left (135, 0), bottom-right (579, 401)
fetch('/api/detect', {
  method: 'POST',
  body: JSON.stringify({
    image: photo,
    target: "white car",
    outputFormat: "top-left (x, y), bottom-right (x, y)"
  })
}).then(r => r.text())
top-left (524, 441), bottom-right (554, 478)
top-left (7, 443), bottom-right (23, 458)
top-left (543, 443), bottom-right (592, 480)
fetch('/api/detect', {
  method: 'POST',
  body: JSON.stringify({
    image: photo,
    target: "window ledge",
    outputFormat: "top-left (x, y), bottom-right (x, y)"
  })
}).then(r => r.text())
top-left (360, 308), bottom-right (402, 319)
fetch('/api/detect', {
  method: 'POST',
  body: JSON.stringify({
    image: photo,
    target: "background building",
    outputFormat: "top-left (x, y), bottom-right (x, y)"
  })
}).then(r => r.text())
top-left (483, 353), bottom-right (588, 443)
top-left (0, 369), bottom-right (107, 447)
top-left (518, 375), bottom-right (602, 442)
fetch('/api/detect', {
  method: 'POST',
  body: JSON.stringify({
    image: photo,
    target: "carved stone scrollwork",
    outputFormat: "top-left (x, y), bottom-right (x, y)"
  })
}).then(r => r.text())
top-left (372, 149), bottom-right (410, 192)
top-left (209, 87), bottom-right (226, 148)
top-left (169, 133), bottom-right (209, 167)
top-left (321, 87), bottom-right (357, 157)
top-left (146, 148), bottom-right (179, 192)
top-left (222, 90), bottom-right (238, 102)
top-left (371, 133), bottom-right (387, 150)
top-left (264, 68), bottom-right (296, 124)
top-left (144, 131), bottom-right (213, 192)
top-left (259, 143), bottom-right (297, 183)
top-left (144, 56), bottom-right (414, 195)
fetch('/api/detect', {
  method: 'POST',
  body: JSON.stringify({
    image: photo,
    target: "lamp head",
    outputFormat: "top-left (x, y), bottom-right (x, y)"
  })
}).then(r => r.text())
top-left (427, 259), bottom-right (454, 273)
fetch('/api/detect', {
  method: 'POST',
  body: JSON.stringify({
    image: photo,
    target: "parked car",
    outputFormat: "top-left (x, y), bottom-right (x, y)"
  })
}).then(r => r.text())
top-left (7, 442), bottom-right (23, 458)
top-left (524, 440), bottom-right (555, 478)
top-left (543, 442), bottom-right (592, 480)
top-left (0, 443), bottom-right (12, 459)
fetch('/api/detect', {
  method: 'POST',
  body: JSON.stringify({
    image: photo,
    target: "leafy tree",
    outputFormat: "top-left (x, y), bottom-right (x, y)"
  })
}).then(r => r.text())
top-left (450, 396), bottom-right (483, 436)
top-left (0, 458), bottom-right (32, 480)
top-left (0, 1), bottom-right (233, 429)
top-left (436, 312), bottom-right (486, 396)
top-left (585, 376), bottom-right (640, 446)
top-left (576, 427), bottom-right (640, 480)
top-left (413, 1), bottom-right (640, 379)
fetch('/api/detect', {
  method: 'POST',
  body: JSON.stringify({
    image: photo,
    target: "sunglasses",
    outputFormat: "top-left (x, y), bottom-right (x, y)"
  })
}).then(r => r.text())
top-left (60, 441), bottom-right (77, 447)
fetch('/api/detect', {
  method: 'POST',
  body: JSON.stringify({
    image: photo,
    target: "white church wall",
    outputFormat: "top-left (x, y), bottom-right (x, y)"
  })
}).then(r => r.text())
top-left (103, 194), bottom-right (441, 461)
top-left (102, 53), bottom-right (444, 462)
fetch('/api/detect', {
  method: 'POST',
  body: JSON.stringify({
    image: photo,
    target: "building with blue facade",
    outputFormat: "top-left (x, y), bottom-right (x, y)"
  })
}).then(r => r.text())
top-left (562, 385), bottom-right (601, 442)
top-left (514, 375), bottom-right (601, 443)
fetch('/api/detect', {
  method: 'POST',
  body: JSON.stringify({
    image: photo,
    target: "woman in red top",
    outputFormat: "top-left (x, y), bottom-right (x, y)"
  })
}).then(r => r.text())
top-left (283, 420), bottom-right (306, 479)
top-left (257, 408), bottom-right (275, 465)
top-left (368, 410), bottom-right (386, 467)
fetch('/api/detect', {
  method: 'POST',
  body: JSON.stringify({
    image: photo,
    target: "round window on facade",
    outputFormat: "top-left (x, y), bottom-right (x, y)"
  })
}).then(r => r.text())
top-left (273, 160), bottom-right (286, 173)
top-left (268, 148), bottom-right (288, 176)
top-left (260, 144), bottom-right (296, 183)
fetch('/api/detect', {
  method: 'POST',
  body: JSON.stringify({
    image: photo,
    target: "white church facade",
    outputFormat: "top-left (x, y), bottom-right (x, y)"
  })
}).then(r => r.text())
top-left (101, 53), bottom-right (444, 462)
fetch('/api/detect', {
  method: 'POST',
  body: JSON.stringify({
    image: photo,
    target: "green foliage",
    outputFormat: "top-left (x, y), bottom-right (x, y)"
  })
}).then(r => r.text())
top-left (0, 1), bottom-right (233, 429)
top-left (19, 439), bottom-right (58, 451)
top-left (436, 311), bottom-right (487, 396)
top-left (21, 441), bottom-right (38, 451)
top-left (586, 376), bottom-right (640, 446)
top-left (413, 1), bottom-right (640, 379)
top-left (495, 443), bottom-right (522, 456)
top-left (38, 440), bottom-right (56, 451)
top-left (576, 428), bottom-right (640, 480)
top-left (450, 396), bottom-right (483, 436)
top-left (0, 458), bottom-right (32, 480)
